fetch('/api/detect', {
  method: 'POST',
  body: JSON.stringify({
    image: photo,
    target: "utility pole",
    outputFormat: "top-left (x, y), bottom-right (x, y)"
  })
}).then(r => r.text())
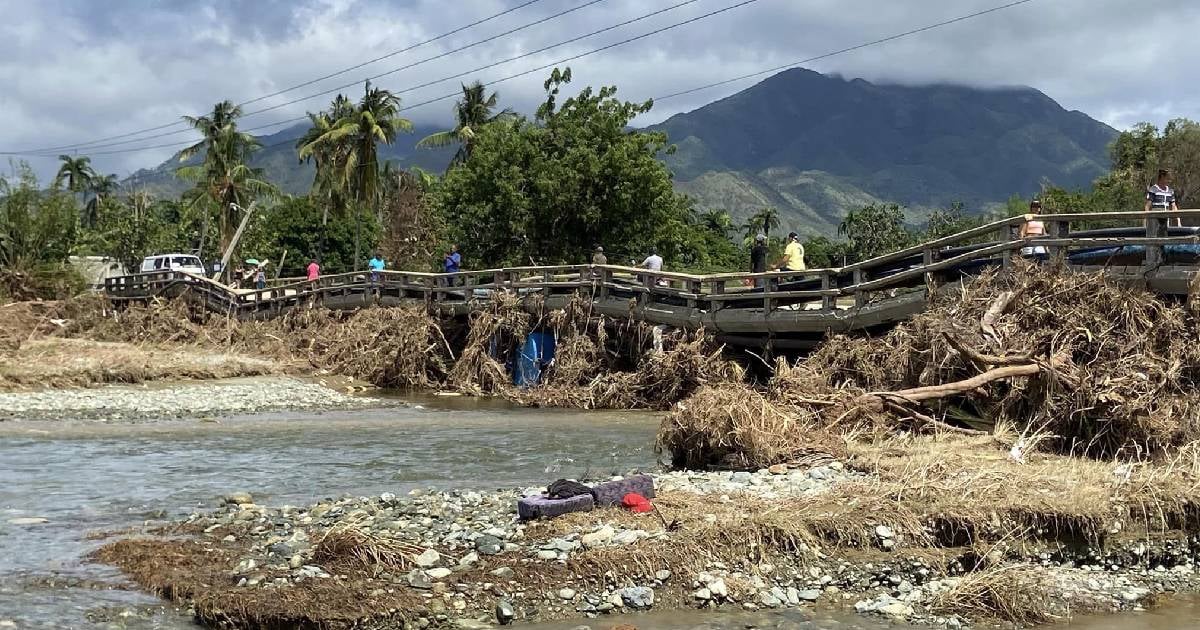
top-left (214, 201), bottom-right (257, 283)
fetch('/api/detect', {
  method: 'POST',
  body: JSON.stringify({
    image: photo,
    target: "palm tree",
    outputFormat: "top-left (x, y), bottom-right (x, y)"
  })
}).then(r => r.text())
top-left (83, 173), bottom-right (118, 228)
top-left (177, 100), bottom-right (278, 256)
top-left (750, 207), bottom-right (782, 238)
top-left (54, 155), bottom-right (95, 193)
top-left (299, 82), bottom-right (413, 265)
top-left (699, 209), bottom-right (734, 237)
top-left (417, 81), bottom-right (513, 169)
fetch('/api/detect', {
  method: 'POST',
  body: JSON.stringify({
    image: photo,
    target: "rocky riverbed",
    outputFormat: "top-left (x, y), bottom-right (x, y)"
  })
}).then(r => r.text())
top-left (95, 463), bottom-right (1200, 629)
top-left (0, 376), bottom-right (381, 422)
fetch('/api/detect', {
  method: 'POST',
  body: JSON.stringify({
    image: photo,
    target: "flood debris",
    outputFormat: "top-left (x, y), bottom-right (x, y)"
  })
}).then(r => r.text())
top-left (660, 263), bottom-right (1200, 468)
top-left (94, 463), bottom-right (1197, 629)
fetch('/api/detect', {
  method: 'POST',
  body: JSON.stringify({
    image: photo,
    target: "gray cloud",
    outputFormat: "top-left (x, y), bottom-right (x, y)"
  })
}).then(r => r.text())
top-left (1, 0), bottom-right (1197, 181)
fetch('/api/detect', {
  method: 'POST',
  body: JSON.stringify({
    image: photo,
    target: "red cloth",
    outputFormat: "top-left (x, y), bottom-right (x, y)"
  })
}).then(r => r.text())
top-left (622, 492), bottom-right (654, 513)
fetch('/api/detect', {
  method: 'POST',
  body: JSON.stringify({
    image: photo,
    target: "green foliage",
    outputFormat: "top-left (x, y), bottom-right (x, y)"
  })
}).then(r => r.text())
top-left (178, 100), bottom-right (279, 255)
top-left (837, 203), bottom-right (915, 263)
top-left (0, 165), bottom-right (82, 299)
top-left (923, 201), bottom-right (986, 240)
top-left (417, 81), bottom-right (514, 169)
top-left (434, 68), bottom-right (699, 267)
top-left (800, 235), bottom-right (846, 268)
top-left (241, 196), bottom-right (379, 275)
top-left (1106, 118), bottom-right (1200, 207)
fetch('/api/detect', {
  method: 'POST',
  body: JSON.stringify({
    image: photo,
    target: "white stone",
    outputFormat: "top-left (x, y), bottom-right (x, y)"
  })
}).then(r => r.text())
top-left (414, 549), bottom-right (441, 568)
top-left (426, 567), bottom-right (453, 579)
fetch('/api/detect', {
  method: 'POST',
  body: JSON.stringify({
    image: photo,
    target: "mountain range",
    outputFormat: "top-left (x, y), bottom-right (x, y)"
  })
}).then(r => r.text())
top-left (126, 68), bottom-right (1118, 236)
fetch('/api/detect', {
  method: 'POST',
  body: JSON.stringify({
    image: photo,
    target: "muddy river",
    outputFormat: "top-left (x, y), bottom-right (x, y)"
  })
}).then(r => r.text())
top-left (0, 394), bottom-right (1196, 629)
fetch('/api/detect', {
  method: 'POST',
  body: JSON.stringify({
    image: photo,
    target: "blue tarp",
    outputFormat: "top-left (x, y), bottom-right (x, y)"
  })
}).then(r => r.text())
top-left (514, 331), bottom-right (557, 387)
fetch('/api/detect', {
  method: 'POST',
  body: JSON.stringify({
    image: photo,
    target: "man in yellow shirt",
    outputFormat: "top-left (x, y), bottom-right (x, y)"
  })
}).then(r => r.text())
top-left (775, 231), bottom-right (806, 272)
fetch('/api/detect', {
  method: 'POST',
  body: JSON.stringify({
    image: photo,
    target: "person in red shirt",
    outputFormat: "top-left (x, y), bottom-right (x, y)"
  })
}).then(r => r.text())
top-left (306, 258), bottom-right (320, 282)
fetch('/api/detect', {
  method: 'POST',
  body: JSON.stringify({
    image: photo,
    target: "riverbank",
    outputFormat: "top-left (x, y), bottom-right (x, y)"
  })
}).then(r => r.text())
top-left (0, 375), bottom-right (382, 422)
top-left (94, 435), bottom-right (1200, 629)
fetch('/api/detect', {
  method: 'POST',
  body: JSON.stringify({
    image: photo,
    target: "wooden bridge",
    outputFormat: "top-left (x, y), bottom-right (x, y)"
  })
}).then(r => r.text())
top-left (103, 210), bottom-right (1200, 350)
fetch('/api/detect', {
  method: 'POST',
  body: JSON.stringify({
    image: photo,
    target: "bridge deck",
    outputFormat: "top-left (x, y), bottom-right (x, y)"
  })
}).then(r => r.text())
top-left (103, 210), bottom-right (1200, 348)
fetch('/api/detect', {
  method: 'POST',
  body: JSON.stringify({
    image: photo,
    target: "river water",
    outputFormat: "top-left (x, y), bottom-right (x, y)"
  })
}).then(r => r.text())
top-left (0, 393), bottom-right (1196, 629)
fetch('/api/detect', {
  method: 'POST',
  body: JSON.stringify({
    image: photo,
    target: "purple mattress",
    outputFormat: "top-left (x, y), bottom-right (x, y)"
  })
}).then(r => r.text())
top-left (517, 493), bottom-right (594, 521)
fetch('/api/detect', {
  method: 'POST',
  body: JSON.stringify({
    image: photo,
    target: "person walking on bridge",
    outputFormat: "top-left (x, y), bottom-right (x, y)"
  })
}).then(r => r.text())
top-left (306, 258), bottom-right (321, 283)
top-left (368, 252), bottom-right (385, 283)
top-left (1146, 169), bottom-right (1181, 227)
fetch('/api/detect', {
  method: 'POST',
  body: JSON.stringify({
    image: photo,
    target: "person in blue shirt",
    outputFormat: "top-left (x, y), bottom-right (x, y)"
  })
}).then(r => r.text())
top-left (367, 252), bottom-right (385, 282)
top-left (444, 244), bottom-right (461, 273)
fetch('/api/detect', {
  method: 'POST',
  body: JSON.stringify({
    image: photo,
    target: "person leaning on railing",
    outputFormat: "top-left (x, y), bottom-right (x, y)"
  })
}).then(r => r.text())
top-left (1019, 199), bottom-right (1047, 256)
top-left (1146, 169), bottom-right (1181, 227)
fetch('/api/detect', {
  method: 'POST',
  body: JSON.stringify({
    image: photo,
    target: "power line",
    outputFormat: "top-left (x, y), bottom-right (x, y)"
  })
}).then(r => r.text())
top-left (7, 0), bottom-right (1035, 162)
top-left (653, 0), bottom-right (1039, 102)
top-left (11, 0), bottom-right (612, 155)
top-left (11, 0), bottom-right (714, 157)
top-left (9, 0), bottom-right (553, 154)
top-left (238, 0), bottom-right (703, 121)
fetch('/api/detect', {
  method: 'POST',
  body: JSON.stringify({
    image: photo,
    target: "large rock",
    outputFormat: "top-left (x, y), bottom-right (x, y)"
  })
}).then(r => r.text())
top-left (494, 599), bottom-right (515, 625)
top-left (581, 526), bottom-right (615, 547)
top-left (619, 586), bottom-right (655, 609)
top-left (223, 492), bottom-right (254, 505)
top-left (414, 548), bottom-right (441, 568)
top-left (475, 535), bottom-right (502, 555)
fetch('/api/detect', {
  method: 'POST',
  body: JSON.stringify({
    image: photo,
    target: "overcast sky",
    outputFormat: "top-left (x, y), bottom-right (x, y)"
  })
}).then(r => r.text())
top-left (2, 0), bottom-right (1197, 181)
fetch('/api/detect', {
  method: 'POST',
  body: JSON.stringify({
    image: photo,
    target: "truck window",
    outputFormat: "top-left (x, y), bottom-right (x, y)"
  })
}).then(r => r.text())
top-left (172, 256), bottom-right (201, 268)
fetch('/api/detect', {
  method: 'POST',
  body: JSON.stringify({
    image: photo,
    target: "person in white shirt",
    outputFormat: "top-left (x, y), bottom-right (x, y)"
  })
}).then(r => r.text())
top-left (1145, 169), bottom-right (1181, 227)
top-left (641, 248), bottom-right (666, 286)
top-left (641, 248), bottom-right (663, 271)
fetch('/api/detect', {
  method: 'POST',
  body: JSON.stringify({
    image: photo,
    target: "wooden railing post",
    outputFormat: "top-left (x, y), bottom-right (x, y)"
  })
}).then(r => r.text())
top-left (598, 267), bottom-right (610, 299)
top-left (1048, 219), bottom-right (1070, 261)
top-left (711, 280), bottom-right (725, 312)
top-left (763, 276), bottom-right (777, 313)
top-left (853, 269), bottom-right (867, 308)
top-left (639, 272), bottom-right (653, 307)
top-left (686, 279), bottom-right (701, 309)
top-left (821, 271), bottom-right (835, 312)
top-left (1146, 216), bottom-right (1167, 271)
top-left (1001, 223), bottom-right (1018, 268)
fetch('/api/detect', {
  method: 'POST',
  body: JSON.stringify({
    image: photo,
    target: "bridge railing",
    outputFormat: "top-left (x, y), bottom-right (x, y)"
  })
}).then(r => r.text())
top-left (103, 209), bottom-right (1200, 319)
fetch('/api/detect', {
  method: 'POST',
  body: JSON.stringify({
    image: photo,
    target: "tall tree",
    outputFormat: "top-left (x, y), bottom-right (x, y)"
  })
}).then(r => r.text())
top-left (297, 95), bottom-right (354, 260)
top-left (435, 67), bottom-right (698, 267)
top-left (750, 206), bottom-right (781, 238)
top-left (698, 209), bottom-right (734, 237)
top-left (84, 173), bottom-right (119, 229)
top-left (837, 203), bottom-right (914, 263)
top-left (54, 155), bottom-right (94, 193)
top-left (417, 81), bottom-right (513, 169)
top-left (177, 100), bottom-right (278, 256)
top-left (299, 82), bottom-right (413, 265)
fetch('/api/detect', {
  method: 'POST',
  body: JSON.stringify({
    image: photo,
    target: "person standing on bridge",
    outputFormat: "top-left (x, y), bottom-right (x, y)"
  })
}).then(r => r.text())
top-left (306, 258), bottom-right (321, 283)
top-left (443, 244), bottom-right (462, 290)
top-left (254, 264), bottom-right (267, 291)
top-left (1146, 169), bottom-right (1181, 227)
top-left (1018, 199), bottom-right (1047, 256)
top-left (641, 247), bottom-right (667, 287)
top-left (592, 246), bottom-right (607, 266)
top-left (750, 234), bottom-right (768, 288)
top-left (775, 232), bottom-right (806, 273)
top-left (368, 252), bottom-right (385, 283)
